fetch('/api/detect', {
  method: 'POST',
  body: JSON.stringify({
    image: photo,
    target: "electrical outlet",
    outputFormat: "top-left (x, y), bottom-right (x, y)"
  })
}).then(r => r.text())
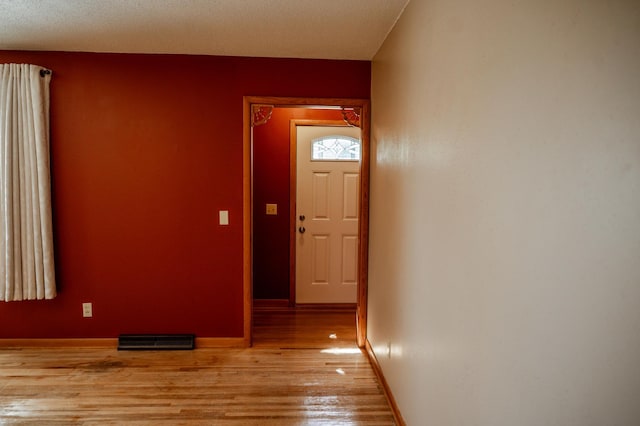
top-left (82, 302), bottom-right (93, 318)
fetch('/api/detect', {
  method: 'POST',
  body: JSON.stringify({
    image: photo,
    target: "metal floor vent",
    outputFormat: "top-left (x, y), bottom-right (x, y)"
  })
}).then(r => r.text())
top-left (118, 334), bottom-right (195, 350)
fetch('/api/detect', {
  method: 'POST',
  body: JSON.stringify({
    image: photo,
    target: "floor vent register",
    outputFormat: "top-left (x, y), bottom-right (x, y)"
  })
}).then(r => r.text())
top-left (117, 334), bottom-right (195, 350)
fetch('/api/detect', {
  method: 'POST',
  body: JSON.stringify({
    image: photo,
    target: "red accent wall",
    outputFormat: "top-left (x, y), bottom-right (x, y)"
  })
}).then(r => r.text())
top-left (0, 51), bottom-right (370, 338)
top-left (252, 108), bottom-right (345, 300)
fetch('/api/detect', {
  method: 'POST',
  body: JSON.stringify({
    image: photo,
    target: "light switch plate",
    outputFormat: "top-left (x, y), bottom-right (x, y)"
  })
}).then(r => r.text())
top-left (82, 302), bottom-right (92, 318)
top-left (219, 210), bottom-right (229, 225)
top-left (266, 203), bottom-right (278, 215)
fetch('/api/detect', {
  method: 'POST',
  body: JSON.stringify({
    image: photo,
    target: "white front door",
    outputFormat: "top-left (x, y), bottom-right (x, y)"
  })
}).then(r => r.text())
top-left (295, 125), bottom-right (361, 304)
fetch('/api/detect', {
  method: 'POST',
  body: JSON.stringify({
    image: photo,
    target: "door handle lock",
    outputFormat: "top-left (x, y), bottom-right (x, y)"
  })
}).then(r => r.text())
top-left (299, 226), bottom-right (306, 234)
top-left (299, 215), bottom-right (305, 221)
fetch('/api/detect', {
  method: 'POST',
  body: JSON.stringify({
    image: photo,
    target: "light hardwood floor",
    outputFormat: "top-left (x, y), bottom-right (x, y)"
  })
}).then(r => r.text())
top-left (0, 309), bottom-right (395, 425)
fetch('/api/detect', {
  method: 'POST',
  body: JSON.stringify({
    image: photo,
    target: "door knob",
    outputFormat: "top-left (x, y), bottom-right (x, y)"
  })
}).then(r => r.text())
top-left (299, 215), bottom-right (305, 221)
top-left (299, 226), bottom-right (306, 234)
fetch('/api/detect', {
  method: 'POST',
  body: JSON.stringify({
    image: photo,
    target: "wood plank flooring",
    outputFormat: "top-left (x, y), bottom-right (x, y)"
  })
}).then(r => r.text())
top-left (0, 309), bottom-right (395, 425)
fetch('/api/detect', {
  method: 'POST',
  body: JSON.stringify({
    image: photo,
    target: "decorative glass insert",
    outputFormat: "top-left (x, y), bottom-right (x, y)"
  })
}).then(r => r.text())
top-left (311, 136), bottom-right (361, 161)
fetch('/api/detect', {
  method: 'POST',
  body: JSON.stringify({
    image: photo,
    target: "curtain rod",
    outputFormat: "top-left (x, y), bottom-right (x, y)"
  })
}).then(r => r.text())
top-left (39, 69), bottom-right (51, 77)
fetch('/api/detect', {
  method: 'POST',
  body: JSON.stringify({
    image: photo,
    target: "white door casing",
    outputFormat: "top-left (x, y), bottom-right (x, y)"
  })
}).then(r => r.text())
top-left (295, 125), bottom-right (361, 304)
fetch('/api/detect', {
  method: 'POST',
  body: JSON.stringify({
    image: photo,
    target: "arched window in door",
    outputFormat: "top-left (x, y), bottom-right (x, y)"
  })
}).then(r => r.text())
top-left (311, 135), bottom-right (361, 161)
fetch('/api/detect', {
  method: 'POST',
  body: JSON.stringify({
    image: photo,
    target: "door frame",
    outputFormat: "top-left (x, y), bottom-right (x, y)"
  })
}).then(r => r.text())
top-left (243, 96), bottom-right (370, 347)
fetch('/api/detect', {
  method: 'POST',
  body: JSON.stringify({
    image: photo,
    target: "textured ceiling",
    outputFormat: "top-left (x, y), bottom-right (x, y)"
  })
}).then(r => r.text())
top-left (0, 0), bottom-right (409, 60)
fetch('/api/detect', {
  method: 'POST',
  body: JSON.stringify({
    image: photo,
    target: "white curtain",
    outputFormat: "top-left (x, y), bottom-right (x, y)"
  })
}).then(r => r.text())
top-left (0, 63), bottom-right (56, 301)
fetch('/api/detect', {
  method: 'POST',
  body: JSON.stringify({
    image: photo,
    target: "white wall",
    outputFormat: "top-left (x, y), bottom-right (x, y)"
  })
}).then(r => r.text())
top-left (368, 0), bottom-right (640, 424)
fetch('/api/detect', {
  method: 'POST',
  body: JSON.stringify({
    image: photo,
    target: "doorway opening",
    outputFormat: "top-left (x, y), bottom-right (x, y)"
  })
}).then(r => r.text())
top-left (243, 97), bottom-right (370, 347)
